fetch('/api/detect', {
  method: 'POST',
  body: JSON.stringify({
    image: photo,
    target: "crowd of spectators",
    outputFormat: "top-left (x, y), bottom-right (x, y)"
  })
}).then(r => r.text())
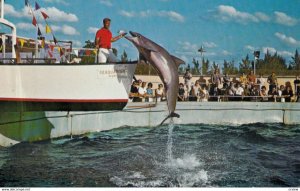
top-left (129, 69), bottom-right (300, 103)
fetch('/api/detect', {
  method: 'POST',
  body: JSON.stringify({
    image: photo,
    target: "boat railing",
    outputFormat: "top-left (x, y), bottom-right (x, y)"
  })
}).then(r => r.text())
top-left (128, 95), bottom-right (299, 103)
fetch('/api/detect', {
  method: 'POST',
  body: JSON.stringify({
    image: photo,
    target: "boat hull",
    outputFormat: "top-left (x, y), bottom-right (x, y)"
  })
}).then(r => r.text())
top-left (0, 63), bottom-right (137, 111)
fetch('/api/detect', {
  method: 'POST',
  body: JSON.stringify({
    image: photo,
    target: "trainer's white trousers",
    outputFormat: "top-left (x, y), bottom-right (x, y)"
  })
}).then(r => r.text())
top-left (97, 48), bottom-right (118, 63)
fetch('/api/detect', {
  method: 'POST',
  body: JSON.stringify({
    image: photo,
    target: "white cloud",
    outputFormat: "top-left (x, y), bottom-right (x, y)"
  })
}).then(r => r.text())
top-left (274, 11), bottom-right (297, 26)
top-left (16, 22), bottom-right (79, 36)
top-left (203, 42), bottom-right (217, 48)
top-left (245, 45), bottom-right (256, 51)
top-left (16, 22), bottom-right (35, 31)
top-left (71, 40), bottom-right (82, 47)
top-left (43, 0), bottom-right (69, 5)
top-left (275, 32), bottom-right (300, 46)
top-left (255, 12), bottom-right (271, 22)
top-left (222, 50), bottom-right (232, 56)
top-left (119, 10), bottom-right (185, 23)
top-left (262, 46), bottom-right (293, 57)
top-left (215, 5), bottom-right (259, 23)
top-left (87, 27), bottom-right (98, 34)
top-left (41, 7), bottom-right (78, 22)
top-left (158, 11), bottom-right (185, 22)
top-left (5, 4), bottom-right (78, 23)
top-left (178, 41), bottom-right (198, 51)
top-left (214, 5), bottom-right (298, 27)
top-left (4, 4), bottom-right (23, 18)
top-left (99, 0), bottom-right (113, 7)
top-left (119, 10), bottom-right (135, 18)
top-left (61, 25), bottom-right (79, 36)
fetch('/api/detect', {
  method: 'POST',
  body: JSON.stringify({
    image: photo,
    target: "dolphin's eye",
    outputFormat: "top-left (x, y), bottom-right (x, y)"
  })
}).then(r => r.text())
top-left (137, 35), bottom-right (141, 38)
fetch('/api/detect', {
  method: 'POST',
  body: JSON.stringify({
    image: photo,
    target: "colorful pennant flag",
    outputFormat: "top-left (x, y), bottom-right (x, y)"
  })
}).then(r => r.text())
top-left (46, 25), bottom-right (51, 34)
top-left (19, 39), bottom-right (25, 48)
top-left (41, 39), bottom-right (45, 48)
top-left (49, 45), bottom-right (54, 51)
top-left (79, 50), bottom-right (84, 57)
top-left (73, 49), bottom-right (79, 57)
top-left (32, 16), bottom-right (37, 26)
top-left (37, 27), bottom-right (42, 36)
top-left (86, 50), bottom-right (91, 56)
top-left (93, 49), bottom-right (98, 55)
top-left (53, 36), bottom-right (58, 44)
top-left (60, 48), bottom-right (64, 57)
top-left (48, 50), bottom-right (53, 58)
top-left (41, 11), bottom-right (49, 19)
top-left (35, 2), bottom-right (41, 10)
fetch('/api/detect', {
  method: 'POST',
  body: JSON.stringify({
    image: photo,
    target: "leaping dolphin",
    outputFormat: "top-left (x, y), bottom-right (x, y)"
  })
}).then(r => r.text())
top-left (125, 31), bottom-right (185, 125)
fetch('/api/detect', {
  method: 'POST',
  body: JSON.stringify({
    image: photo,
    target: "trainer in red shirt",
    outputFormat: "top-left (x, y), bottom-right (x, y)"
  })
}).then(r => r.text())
top-left (95, 18), bottom-right (126, 49)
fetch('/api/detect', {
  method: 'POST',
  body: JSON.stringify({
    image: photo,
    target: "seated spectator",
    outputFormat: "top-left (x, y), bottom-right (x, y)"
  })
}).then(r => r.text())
top-left (178, 83), bottom-right (185, 101)
top-left (282, 86), bottom-right (294, 102)
top-left (200, 86), bottom-right (209, 102)
top-left (269, 87), bottom-right (278, 102)
top-left (257, 74), bottom-right (265, 90)
top-left (155, 84), bottom-right (165, 102)
top-left (138, 82), bottom-right (147, 97)
top-left (184, 84), bottom-right (189, 101)
top-left (228, 82), bottom-right (236, 101)
top-left (267, 72), bottom-right (277, 92)
top-left (223, 73), bottom-right (231, 89)
top-left (190, 81), bottom-right (201, 101)
top-left (243, 84), bottom-right (251, 101)
top-left (240, 73), bottom-right (248, 85)
top-left (198, 76), bottom-right (207, 88)
top-left (247, 70), bottom-right (256, 85)
top-left (129, 81), bottom-right (141, 102)
top-left (260, 86), bottom-right (269, 102)
top-left (232, 77), bottom-right (239, 84)
top-left (146, 82), bottom-right (154, 102)
top-left (278, 85), bottom-right (285, 102)
top-left (235, 83), bottom-right (244, 101)
top-left (250, 85), bottom-right (260, 101)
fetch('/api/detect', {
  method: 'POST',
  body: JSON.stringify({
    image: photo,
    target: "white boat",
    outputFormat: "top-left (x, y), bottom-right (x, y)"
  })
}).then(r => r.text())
top-left (0, 0), bottom-right (137, 112)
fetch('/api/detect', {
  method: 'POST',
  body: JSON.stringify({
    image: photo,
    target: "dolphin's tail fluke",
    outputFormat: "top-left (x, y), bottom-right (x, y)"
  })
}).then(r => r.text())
top-left (159, 112), bottom-right (180, 126)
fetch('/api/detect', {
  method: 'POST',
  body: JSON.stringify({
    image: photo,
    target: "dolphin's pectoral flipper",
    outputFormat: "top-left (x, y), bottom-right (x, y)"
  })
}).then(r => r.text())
top-left (139, 53), bottom-right (148, 64)
top-left (159, 112), bottom-right (180, 126)
top-left (171, 55), bottom-right (185, 68)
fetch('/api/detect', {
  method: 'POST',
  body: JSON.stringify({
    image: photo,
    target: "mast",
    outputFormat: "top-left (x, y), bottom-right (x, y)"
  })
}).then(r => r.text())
top-left (0, 0), bottom-right (17, 59)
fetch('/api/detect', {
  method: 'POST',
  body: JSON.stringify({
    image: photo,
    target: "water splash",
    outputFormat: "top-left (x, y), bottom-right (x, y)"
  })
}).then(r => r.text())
top-left (166, 119), bottom-right (175, 164)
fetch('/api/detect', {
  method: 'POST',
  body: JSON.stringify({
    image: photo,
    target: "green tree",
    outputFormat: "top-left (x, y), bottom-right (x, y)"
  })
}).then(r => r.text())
top-left (121, 50), bottom-right (128, 62)
top-left (192, 58), bottom-right (200, 74)
top-left (239, 54), bottom-right (252, 74)
top-left (223, 60), bottom-right (239, 75)
top-left (83, 40), bottom-right (95, 48)
top-left (202, 58), bottom-right (210, 75)
top-left (290, 49), bottom-right (300, 70)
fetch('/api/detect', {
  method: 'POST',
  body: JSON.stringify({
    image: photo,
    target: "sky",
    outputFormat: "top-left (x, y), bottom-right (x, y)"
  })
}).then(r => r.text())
top-left (2, 0), bottom-right (300, 66)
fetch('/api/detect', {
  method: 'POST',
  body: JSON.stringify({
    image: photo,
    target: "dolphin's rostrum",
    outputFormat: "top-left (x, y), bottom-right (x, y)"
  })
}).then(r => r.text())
top-left (125, 31), bottom-right (185, 125)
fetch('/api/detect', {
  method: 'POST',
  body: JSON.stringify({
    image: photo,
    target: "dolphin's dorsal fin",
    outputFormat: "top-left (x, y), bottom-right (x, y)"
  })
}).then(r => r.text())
top-left (171, 55), bottom-right (185, 68)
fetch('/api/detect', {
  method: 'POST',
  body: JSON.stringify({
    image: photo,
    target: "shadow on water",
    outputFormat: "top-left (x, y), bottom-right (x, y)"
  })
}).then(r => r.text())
top-left (0, 123), bottom-right (299, 187)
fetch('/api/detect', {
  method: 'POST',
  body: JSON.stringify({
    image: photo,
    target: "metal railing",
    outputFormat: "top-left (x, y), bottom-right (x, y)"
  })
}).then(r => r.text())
top-left (128, 95), bottom-right (299, 103)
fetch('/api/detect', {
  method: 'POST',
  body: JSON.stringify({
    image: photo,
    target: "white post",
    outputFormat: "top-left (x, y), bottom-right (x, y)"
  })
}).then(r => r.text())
top-left (0, 0), bottom-right (4, 19)
top-left (11, 26), bottom-right (16, 59)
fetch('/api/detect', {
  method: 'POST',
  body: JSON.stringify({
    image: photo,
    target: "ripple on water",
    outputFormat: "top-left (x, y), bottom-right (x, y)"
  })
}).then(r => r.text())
top-left (0, 123), bottom-right (299, 187)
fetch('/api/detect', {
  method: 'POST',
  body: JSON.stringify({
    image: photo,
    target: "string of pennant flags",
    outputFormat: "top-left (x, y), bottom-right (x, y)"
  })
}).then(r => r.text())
top-left (25, 0), bottom-right (63, 57)
top-left (20, 0), bottom-right (98, 59)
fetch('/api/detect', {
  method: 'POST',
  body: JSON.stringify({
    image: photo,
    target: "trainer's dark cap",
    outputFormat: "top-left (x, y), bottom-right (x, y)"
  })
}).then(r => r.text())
top-left (103, 18), bottom-right (111, 23)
